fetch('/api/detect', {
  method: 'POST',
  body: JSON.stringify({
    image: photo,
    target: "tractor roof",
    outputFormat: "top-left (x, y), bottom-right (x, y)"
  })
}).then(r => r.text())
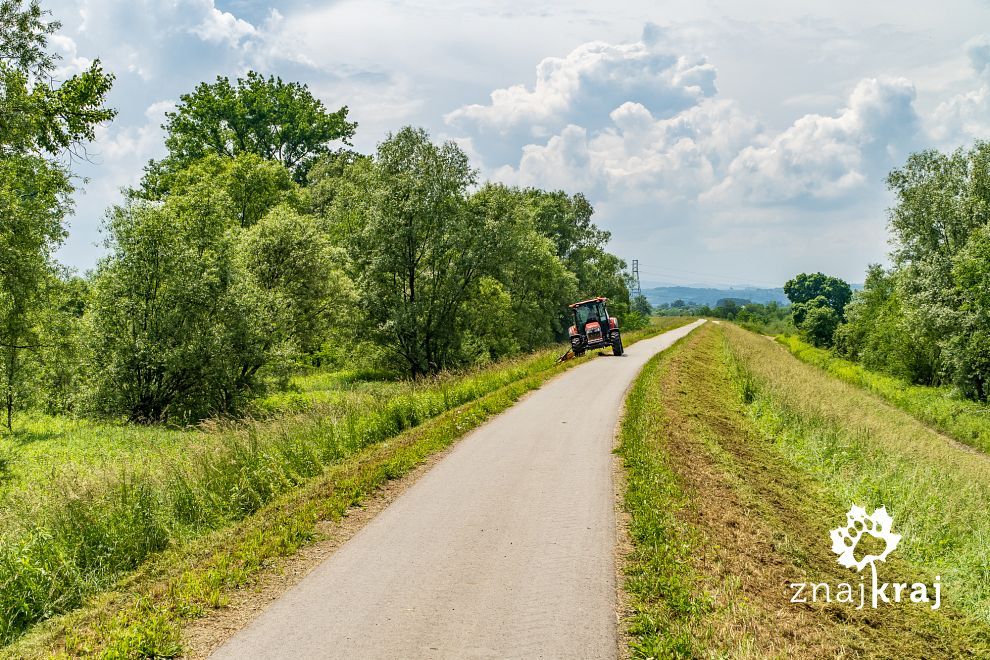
top-left (568, 297), bottom-right (608, 309)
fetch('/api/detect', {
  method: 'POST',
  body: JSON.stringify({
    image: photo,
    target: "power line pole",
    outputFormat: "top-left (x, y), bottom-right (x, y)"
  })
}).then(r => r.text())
top-left (631, 259), bottom-right (641, 298)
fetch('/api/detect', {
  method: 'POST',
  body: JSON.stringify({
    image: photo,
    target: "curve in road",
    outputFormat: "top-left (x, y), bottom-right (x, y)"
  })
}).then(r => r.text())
top-left (212, 320), bottom-right (705, 660)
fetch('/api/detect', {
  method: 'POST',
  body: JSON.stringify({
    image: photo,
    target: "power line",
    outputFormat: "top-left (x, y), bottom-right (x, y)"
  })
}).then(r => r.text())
top-left (635, 263), bottom-right (784, 289)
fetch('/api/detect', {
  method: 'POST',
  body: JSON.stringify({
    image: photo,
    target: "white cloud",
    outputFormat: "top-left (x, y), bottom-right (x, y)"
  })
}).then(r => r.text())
top-left (469, 30), bottom-right (918, 211)
top-left (49, 34), bottom-right (93, 77)
top-left (92, 100), bottom-right (174, 185)
top-left (495, 124), bottom-right (596, 191)
top-left (967, 34), bottom-right (990, 78)
top-left (48, 0), bottom-right (990, 284)
top-left (190, 3), bottom-right (257, 46)
top-left (928, 34), bottom-right (990, 146)
top-left (709, 77), bottom-right (918, 205)
top-left (445, 33), bottom-right (717, 166)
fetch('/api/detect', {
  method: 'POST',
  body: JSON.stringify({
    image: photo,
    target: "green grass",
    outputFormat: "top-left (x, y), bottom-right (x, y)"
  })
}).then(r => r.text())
top-left (777, 334), bottom-right (990, 453)
top-left (0, 316), bottom-right (696, 654)
top-left (616, 335), bottom-right (711, 658)
top-left (618, 323), bottom-right (990, 657)
top-left (730, 325), bottom-right (990, 625)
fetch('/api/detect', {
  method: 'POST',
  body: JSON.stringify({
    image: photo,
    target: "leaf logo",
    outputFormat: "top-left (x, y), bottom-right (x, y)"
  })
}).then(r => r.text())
top-left (829, 505), bottom-right (901, 572)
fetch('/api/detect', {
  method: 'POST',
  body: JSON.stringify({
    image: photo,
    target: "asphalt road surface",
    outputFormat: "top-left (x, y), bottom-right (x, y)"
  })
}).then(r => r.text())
top-left (212, 320), bottom-right (705, 660)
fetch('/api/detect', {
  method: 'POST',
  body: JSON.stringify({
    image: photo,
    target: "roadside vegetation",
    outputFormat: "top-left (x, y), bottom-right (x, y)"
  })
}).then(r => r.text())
top-left (766, 143), bottom-right (990, 406)
top-left (657, 300), bottom-right (795, 336)
top-left (619, 322), bottom-right (990, 657)
top-left (1, 318), bottom-right (690, 658)
top-left (778, 335), bottom-right (990, 453)
top-left (0, 0), bottom-right (663, 651)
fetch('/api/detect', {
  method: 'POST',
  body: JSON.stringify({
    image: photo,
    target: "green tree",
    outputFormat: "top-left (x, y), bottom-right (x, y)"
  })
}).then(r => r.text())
top-left (464, 184), bottom-right (578, 356)
top-left (148, 71), bottom-right (356, 187)
top-left (880, 142), bottom-right (990, 395)
top-left (331, 127), bottom-right (503, 377)
top-left (785, 272), bottom-right (852, 346)
top-left (834, 265), bottom-right (933, 383)
top-left (0, 156), bottom-right (71, 428)
top-left (783, 272), bottom-right (852, 318)
top-left (521, 189), bottom-right (607, 263)
top-left (159, 153), bottom-right (300, 227)
top-left (795, 297), bottom-right (840, 347)
top-left (632, 295), bottom-right (652, 316)
top-left (948, 226), bottom-right (990, 399)
top-left (237, 205), bottom-right (354, 365)
top-left (0, 0), bottom-right (114, 429)
top-left (0, 0), bottom-right (115, 155)
top-left (87, 196), bottom-right (258, 423)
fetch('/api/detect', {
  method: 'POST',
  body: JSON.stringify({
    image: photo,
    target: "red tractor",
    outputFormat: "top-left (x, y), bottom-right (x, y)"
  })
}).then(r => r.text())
top-left (567, 297), bottom-right (623, 357)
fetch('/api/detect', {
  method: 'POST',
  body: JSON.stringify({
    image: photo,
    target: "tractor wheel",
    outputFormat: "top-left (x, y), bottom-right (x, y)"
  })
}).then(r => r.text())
top-left (612, 335), bottom-right (624, 356)
top-left (574, 348), bottom-right (586, 357)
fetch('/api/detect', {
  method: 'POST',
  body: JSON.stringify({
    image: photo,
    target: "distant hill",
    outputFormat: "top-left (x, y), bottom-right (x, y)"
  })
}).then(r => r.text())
top-left (644, 286), bottom-right (789, 307)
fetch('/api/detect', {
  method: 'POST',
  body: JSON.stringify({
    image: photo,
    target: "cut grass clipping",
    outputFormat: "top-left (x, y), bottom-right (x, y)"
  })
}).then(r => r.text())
top-left (2, 317), bottom-right (694, 658)
top-left (617, 322), bottom-right (990, 658)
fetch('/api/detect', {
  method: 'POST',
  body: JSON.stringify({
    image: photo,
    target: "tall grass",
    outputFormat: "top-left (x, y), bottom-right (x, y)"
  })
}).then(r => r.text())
top-left (728, 325), bottom-right (990, 622)
top-left (777, 334), bottom-right (990, 453)
top-left (0, 317), bottom-right (695, 647)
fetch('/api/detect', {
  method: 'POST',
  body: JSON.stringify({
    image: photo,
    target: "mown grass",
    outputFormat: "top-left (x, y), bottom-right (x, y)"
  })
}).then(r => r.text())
top-left (0, 316), bottom-right (695, 656)
top-left (616, 334), bottom-right (711, 658)
top-left (777, 334), bottom-right (990, 453)
top-left (734, 326), bottom-right (990, 624)
top-left (618, 323), bottom-right (990, 657)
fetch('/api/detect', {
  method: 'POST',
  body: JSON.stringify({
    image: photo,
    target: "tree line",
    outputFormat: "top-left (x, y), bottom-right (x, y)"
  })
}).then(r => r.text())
top-left (782, 143), bottom-right (990, 401)
top-left (0, 1), bottom-right (639, 428)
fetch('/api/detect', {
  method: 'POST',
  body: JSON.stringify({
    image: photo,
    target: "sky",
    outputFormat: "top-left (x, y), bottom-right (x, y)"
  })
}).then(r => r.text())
top-left (45, 0), bottom-right (990, 287)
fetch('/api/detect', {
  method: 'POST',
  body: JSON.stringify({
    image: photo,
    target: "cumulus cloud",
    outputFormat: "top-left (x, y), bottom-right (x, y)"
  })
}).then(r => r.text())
top-left (495, 98), bottom-right (759, 204)
top-left (91, 100), bottom-right (174, 185)
top-left (190, 3), bottom-right (257, 46)
top-left (49, 34), bottom-right (93, 77)
top-left (967, 35), bottom-right (990, 79)
top-left (445, 31), bottom-right (717, 166)
top-left (709, 77), bottom-right (918, 205)
top-left (929, 34), bottom-right (990, 146)
top-left (470, 29), bottom-right (918, 211)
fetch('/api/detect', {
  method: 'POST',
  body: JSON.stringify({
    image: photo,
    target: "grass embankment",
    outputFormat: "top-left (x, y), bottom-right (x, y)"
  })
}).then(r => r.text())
top-left (778, 335), bottom-right (990, 453)
top-left (618, 322), bottom-right (990, 657)
top-left (1, 316), bottom-right (694, 658)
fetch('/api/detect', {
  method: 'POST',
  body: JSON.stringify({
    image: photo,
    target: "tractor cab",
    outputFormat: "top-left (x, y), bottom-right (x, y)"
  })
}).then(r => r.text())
top-left (567, 297), bottom-right (623, 356)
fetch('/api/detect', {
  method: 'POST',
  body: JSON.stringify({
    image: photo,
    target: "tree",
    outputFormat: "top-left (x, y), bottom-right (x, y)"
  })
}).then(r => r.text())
top-left (87, 195), bottom-right (258, 423)
top-left (0, 0), bottom-right (115, 155)
top-left (331, 127), bottom-right (501, 377)
top-left (149, 71), bottom-right (356, 186)
top-left (521, 189), bottom-right (607, 263)
top-left (158, 153), bottom-right (300, 227)
top-left (464, 184), bottom-right (577, 356)
top-left (0, 156), bottom-right (70, 429)
top-left (784, 272), bottom-right (852, 318)
top-left (0, 0), bottom-right (114, 429)
top-left (784, 272), bottom-right (852, 346)
top-left (519, 188), bottom-right (630, 321)
top-left (834, 265), bottom-right (933, 383)
top-left (632, 295), bottom-right (652, 316)
top-left (237, 205), bottom-right (353, 363)
top-left (795, 297), bottom-right (839, 347)
top-left (947, 226), bottom-right (990, 399)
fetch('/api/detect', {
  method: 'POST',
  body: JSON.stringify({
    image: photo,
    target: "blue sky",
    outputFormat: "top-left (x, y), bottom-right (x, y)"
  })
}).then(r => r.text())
top-left (47, 0), bottom-right (990, 287)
